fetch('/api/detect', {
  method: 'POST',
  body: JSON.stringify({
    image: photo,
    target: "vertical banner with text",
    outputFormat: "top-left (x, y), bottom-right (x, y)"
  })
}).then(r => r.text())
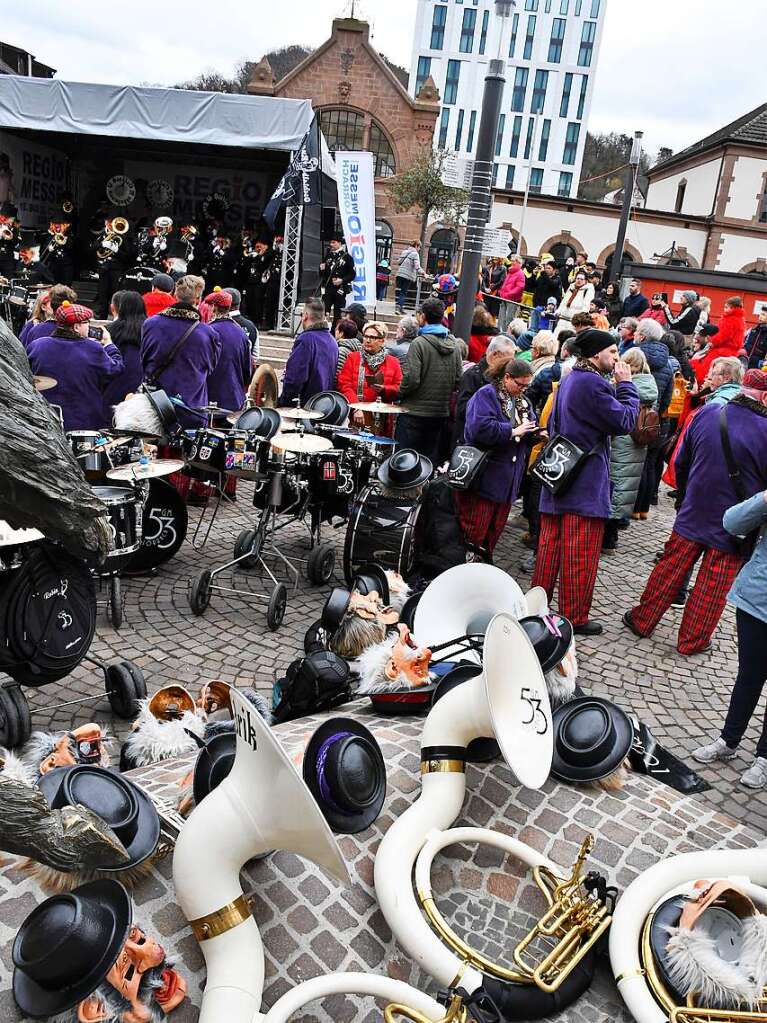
top-left (335, 151), bottom-right (377, 311)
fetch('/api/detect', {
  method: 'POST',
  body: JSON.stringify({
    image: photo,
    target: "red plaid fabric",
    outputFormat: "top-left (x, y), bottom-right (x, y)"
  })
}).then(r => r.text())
top-left (454, 491), bottom-right (511, 556)
top-left (54, 302), bottom-right (93, 326)
top-left (531, 512), bottom-right (605, 626)
top-left (629, 530), bottom-right (742, 654)
top-left (158, 444), bottom-right (237, 501)
top-left (203, 288), bottom-right (232, 309)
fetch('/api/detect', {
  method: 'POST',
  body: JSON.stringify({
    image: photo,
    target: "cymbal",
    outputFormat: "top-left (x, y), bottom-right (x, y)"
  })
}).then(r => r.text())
top-left (349, 401), bottom-right (407, 414)
top-left (199, 404), bottom-right (237, 416)
top-left (333, 429), bottom-right (396, 447)
top-left (106, 459), bottom-right (184, 481)
top-left (270, 433), bottom-right (333, 454)
top-left (104, 428), bottom-right (161, 441)
top-left (277, 406), bottom-right (324, 420)
top-left (33, 375), bottom-right (57, 392)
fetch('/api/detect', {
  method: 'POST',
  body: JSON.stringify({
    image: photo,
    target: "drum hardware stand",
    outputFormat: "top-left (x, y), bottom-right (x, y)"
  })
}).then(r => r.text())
top-left (188, 473), bottom-right (237, 552)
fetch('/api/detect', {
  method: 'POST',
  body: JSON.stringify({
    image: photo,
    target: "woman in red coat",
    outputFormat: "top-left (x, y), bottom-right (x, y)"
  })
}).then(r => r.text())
top-left (693, 296), bottom-right (747, 384)
top-left (337, 320), bottom-right (402, 435)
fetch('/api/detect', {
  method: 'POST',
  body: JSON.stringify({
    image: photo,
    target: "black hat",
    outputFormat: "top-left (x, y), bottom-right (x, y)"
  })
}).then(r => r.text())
top-left (368, 684), bottom-right (438, 715)
top-left (39, 766), bottom-right (160, 870)
top-left (193, 731), bottom-right (235, 806)
top-left (571, 328), bottom-right (616, 358)
top-left (647, 894), bottom-right (688, 1005)
top-left (302, 717), bottom-right (386, 834)
top-left (700, 323), bottom-right (719, 338)
top-left (352, 563), bottom-right (390, 605)
top-left (163, 237), bottom-right (188, 261)
top-left (235, 406), bottom-right (280, 439)
top-left (305, 390), bottom-right (350, 427)
top-left (330, 233), bottom-right (346, 244)
top-left (551, 697), bottom-right (634, 782)
top-left (518, 614), bottom-right (574, 674)
top-left (13, 879), bottom-right (132, 1018)
top-left (432, 663), bottom-right (500, 763)
top-left (0, 200), bottom-right (18, 218)
top-left (18, 228), bottom-right (40, 250)
top-left (321, 587), bottom-right (351, 631)
top-left (377, 449), bottom-right (433, 490)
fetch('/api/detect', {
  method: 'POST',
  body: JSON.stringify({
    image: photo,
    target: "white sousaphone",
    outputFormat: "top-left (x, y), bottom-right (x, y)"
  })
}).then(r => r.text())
top-left (610, 850), bottom-right (767, 1023)
top-left (173, 689), bottom-right (448, 1023)
top-left (265, 613), bottom-right (609, 1022)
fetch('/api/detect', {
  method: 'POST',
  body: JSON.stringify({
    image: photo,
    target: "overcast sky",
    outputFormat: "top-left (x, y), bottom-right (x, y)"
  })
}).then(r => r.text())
top-left (4, 1), bottom-right (764, 157)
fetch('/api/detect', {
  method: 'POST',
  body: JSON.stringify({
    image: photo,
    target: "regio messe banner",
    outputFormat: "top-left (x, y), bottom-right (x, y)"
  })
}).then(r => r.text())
top-left (335, 151), bottom-right (377, 311)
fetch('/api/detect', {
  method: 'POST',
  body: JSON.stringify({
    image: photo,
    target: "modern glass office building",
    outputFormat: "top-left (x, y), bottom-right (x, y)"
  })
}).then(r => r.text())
top-left (408, 0), bottom-right (608, 197)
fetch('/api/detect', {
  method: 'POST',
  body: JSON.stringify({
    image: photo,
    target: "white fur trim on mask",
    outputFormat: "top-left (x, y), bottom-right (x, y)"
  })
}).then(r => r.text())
top-left (113, 392), bottom-right (164, 435)
top-left (122, 707), bottom-right (205, 768)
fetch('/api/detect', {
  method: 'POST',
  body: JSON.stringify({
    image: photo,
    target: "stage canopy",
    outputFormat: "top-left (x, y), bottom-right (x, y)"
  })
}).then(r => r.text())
top-left (0, 77), bottom-right (314, 152)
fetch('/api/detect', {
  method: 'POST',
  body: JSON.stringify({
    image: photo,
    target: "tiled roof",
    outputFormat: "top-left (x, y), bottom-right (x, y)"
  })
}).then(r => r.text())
top-left (652, 102), bottom-right (767, 173)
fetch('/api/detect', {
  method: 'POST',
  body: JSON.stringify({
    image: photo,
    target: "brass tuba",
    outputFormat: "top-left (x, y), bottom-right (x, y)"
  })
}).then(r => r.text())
top-left (97, 217), bottom-right (129, 261)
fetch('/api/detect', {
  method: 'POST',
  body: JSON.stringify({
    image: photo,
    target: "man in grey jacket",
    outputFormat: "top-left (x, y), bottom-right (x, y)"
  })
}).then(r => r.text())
top-left (396, 297), bottom-right (463, 464)
top-left (395, 240), bottom-right (424, 314)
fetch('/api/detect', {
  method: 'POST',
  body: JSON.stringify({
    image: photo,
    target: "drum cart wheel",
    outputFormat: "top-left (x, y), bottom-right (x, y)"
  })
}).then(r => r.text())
top-left (266, 583), bottom-right (288, 631)
top-left (0, 684), bottom-right (31, 747)
top-left (104, 660), bottom-right (147, 719)
top-left (233, 528), bottom-right (257, 568)
top-left (109, 577), bottom-right (122, 630)
top-left (189, 570), bottom-right (212, 616)
top-left (304, 619), bottom-right (331, 655)
top-left (306, 543), bottom-right (335, 585)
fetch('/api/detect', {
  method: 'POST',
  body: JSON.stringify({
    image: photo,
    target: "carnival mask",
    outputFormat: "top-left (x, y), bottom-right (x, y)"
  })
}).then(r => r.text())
top-left (349, 589), bottom-right (399, 626)
top-left (38, 724), bottom-right (107, 776)
top-left (385, 625), bottom-right (432, 687)
top-left (196, 680), bottom-right (232, 717)
top-left (76, 925), bottom-right (186, 1023)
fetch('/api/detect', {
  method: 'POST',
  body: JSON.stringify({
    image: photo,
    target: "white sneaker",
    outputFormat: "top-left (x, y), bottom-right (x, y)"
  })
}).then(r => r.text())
top-left (691, 737), bottom-right (739, 764)
top-left (740, 757), bottom-right (767, 789)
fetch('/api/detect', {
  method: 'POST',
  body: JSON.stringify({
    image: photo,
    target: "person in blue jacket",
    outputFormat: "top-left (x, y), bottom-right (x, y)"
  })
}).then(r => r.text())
top-left (692, 483), bottom-right (767, 789)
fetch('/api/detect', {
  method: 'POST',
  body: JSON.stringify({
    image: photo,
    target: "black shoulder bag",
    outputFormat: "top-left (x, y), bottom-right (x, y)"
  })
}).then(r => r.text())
top-left (719, 405), bottom-right (760, 558)
top-left (530, 391), bottom-right (601, 497)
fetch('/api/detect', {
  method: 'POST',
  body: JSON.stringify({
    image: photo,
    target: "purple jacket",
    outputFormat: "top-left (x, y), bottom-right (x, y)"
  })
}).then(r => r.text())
top-left (206, 318), bottom-right (252, 412)
top-left (279, 328), bottom-right (339, 406)
top-left (540, 368), bottom-right (640, 519)
top-left (464, 384), bottom-right (535, 504)
top-left (27, 332), bottom-right (124, 431)
top-left (140, 306), bottom-right (221, 426)
top-left (674, 399), bottom-right (767, 553)
top-left (102, 319), bottom-right (144, 420)
top-left (20, 319), bottom-right (56, 349)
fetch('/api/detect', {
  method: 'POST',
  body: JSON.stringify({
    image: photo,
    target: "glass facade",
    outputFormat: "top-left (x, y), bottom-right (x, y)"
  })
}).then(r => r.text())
top-left (578, 20), bottom-right (596, 65)
top-left (529, 167), bottom-right (544, 193)
top-left (523, 15), bottom-right (537, 59)
top-left (467, 110), bottom-right (477, 151)
top-left (538, 118), bottom-right (551, 160)
top-left (495, 113), bottom-right (506, 156)
top-left (438, 107), bottom-right (450, 149)
top-left (558, 171), bottom-right (573, 196)
top-left (509, 115), bottom-right (522, 158)
top-left (563, 121), bottom-right (580, 164)
top-left (459, 8), bottom-right (477, 52)
top-left (509, 12), bottom-right (519, 56)
top-left (431, 5), bottom-right (447, 49)
top-left (415, 56), bottom-right (432, 95)
top-left (455, 108), bottom-right (465, 150)
top-left (444, 59), bottom-right (461, 104)
top-left (576, 74), bottom-right (588, 118)
top-left (511, 67), bottom-right (529, 112)
top-left (548, 18), bottom-right (566, 62)
top-left (560, 72), bottom-right (573, 117)
top-left (531, 69), bottom-right (549, 113)
top-left (479, 9), bottom-right (490, 53)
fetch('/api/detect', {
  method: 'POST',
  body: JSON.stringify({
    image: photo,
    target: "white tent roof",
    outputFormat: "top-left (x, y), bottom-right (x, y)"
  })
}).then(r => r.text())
top-left (0, 77), bottom-right (314, 152)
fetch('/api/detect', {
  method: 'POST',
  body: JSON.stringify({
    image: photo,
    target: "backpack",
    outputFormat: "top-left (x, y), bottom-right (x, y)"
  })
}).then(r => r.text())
top-left (631, 405), bottom-right (661, 447)
top-left (664, 371), bottom-right (687, 419)
top-left (271, 651), bottom-right (351, 724)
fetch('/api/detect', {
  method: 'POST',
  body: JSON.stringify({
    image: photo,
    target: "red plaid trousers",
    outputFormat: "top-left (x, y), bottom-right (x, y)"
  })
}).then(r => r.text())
top-left (531, 512), bottom-right (605, 626)
top-left (629, 530), bottom-right (743, 655)
top-left (454, 492), bottom-right (512, 556)
top-left (158, 444), bottom-right (237, 501)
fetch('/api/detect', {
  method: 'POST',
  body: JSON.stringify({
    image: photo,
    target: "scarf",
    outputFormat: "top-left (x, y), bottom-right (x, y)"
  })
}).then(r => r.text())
top-left (362, 348), bottom-right (386, 372)
top-left (159, 302), bottom-right (200, 322)
top-left (566, 284), bottom-right (587, 308)
top-left (574, 358), bottom-right (609, 379)
top-left (495, 384), bottom-right (530, 424)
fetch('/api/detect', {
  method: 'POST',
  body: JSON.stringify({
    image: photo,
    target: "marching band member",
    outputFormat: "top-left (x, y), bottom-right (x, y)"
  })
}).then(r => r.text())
top-left (203, 229), bottom-right (236, 290)
top-left (178, 222), bottom-right (202, 276)
top-left (137, 215), bottom-right (174, 266)
top-left (16, 230), bottom-right (54, 286)
top-left (204, 287), bottom-right (252, 412)
top-left (40, 213), bottom-right (75, 286)
top-left (27, 301), bottom-right (123, 431)
top-left (0, 200), bottom-right (19, 278)
top-left (240, 234), bottom-right (272, 328)
top-left (320, 234), bottom-right (356, 331)
top-left (94, 209), bottom-right (133, 317)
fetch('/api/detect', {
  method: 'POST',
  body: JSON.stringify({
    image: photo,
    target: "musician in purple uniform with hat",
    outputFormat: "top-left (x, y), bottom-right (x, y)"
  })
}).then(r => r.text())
top-left (140, 276), bottom-right (221, 428)
top-left (204, 287), bottom-right (252, 412)
top-left (27, 301), bottom-right (124, 431)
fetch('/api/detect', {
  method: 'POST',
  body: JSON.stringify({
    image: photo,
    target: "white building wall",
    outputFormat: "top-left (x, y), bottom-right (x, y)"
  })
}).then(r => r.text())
top-left (644, 157), bottom-right (721, 217)
top-left (409, 0), bottom-right (608, 199)
top-left (726, 156), bottom-right (766, 220)
top-left (488, 197), bottom-right (709, 267)
top-left (717, 232), bottom-right (767, 274)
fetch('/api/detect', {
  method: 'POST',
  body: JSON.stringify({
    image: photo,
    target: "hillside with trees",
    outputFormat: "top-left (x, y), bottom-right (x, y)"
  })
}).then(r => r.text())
top-left (578, 132), bottom-right (672, 202)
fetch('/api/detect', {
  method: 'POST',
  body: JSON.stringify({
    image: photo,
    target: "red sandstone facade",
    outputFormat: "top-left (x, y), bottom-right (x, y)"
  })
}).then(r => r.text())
top-left (249, 18), bottom-right (440, 268)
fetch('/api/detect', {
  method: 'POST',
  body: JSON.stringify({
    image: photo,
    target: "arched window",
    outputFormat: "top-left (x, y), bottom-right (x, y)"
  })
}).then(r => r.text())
top-left (320, 109), bottom-right (364, 152)
top-left (369, 122), bottom-right (396, 178)
top-left (428, 227), bottom-right (460, 275)
top-left (319, 109), bottom-right (397, 179)
top-left (550, 241), bottom-right (576, 263)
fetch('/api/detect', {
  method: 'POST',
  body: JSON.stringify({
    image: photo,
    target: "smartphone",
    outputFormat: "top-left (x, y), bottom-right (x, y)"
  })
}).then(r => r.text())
top-left (88, 325), bottom-right (104, 341)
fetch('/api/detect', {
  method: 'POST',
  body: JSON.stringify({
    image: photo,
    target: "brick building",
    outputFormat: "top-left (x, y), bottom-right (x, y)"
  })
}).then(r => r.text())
top-left (248, 17), bottom-right (440, 269)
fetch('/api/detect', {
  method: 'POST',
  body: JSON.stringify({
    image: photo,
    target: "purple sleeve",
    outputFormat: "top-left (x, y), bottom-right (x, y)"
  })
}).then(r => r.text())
top-left (99, 343), bottom-right (125, 379)
top-left (240, 330), bottom-right (252, 386)
top-left (139, 320), bottom-right (155, 375)
top-left (465, 389), bottom-right (513, 448)
top-left (206, 325), bottom-right (222, 373)
top-left (587, 379), bottom-right (640, 436)
top-left (279, 337), bottom-right (310, 404)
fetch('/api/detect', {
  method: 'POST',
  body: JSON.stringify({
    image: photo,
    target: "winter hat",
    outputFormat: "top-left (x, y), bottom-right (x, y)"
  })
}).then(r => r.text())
top-left (55, 301), bottom-right (93, 326)
top-left (203, 286), bottom-right (232, 309)
top-left (682, 290), bottom-right (698, 305)
top-left (743, 369), bottom-right (767, 393)
top-left (700, 323), bottom-right (719, 338)
top-left (151, 273), bottom-right (175, 293)
top-left (572, 328), bottom-right (616, 358)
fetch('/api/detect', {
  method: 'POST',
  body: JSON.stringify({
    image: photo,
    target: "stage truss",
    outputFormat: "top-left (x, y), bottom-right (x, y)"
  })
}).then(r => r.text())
top-left (276, 204), bottom-right (303, 335)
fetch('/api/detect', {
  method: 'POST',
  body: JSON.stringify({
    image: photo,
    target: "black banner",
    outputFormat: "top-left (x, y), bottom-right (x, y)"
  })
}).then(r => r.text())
top-left (265, 115), bottom-right (322, 227)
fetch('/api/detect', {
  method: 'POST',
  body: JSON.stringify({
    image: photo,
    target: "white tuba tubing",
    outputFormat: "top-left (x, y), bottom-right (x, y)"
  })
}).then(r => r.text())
top-left (261, 973), bottom-right (447, 1023)
top-left (609, 848), bottom-right (767, 1023)
top-left (173, 780), bottom-right (267, 1023)
top-left (374, 677), bottom-right (491, 994)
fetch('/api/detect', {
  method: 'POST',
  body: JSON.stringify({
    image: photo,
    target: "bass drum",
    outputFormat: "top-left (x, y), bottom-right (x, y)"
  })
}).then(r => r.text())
top-left (343, 484), bottom-right (422, 585)
top-left (120, 264), bottom-right (163, 296)
top-left (128, 479), bottom-right (188, 572)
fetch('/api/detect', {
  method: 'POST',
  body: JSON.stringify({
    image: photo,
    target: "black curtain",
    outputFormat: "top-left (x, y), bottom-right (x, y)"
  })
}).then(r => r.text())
top-left (299, 171), bottom-right (337, 302)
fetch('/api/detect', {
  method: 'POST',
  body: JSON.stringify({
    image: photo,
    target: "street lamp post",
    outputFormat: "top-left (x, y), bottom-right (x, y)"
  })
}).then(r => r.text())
top-left (608, 130), bottom-right (643, 286)
top-left (454, 0), bottom-right (515, 343)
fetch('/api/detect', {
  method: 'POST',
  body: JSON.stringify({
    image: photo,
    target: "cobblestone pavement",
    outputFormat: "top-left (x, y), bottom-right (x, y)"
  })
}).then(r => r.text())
top-left (16, 478), bottom-right (765, 832)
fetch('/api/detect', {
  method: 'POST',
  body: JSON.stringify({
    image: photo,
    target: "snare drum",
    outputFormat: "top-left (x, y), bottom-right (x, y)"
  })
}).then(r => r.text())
top-left (68, 431), bottom-right (110, 482)
top-left (92, 486), bottom-right (142, 572)
top-left (9, 284), bottom-right (29, 307)
top-left (343, 484), bottom-right (422, 584)
top-left (182, 428), bottom-right (228, 475)
top-left (223, 430), bottom-right (265, 480)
